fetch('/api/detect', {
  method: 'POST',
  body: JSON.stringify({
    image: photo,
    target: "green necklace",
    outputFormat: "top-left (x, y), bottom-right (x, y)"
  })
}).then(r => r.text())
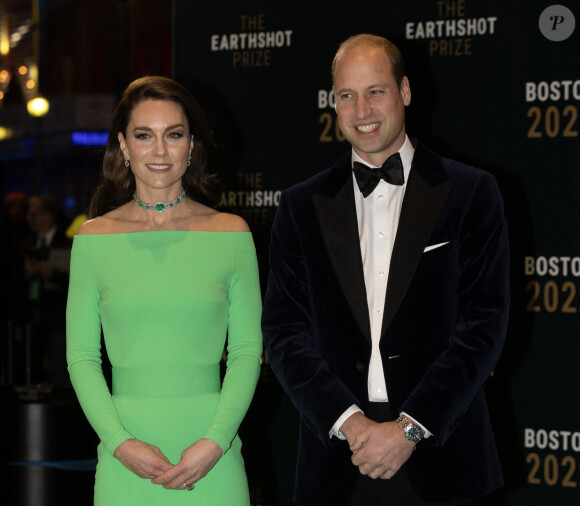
top-left (133, 189), bottom-right (186, 212)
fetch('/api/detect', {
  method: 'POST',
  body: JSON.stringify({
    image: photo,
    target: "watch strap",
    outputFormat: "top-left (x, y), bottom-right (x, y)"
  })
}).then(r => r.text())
top-left (396, 414), bottom-right (424, 442)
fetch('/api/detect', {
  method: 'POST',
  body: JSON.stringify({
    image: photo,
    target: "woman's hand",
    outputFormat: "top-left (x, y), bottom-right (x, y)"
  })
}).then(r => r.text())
top-left (113, 439), bottom-right (173, 479)
top-left (151, 438), bottom-right (223, 490)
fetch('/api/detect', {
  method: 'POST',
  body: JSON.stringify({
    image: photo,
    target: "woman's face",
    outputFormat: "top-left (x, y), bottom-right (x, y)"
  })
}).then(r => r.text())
top-left (118, 99), bottom-right (194, 196)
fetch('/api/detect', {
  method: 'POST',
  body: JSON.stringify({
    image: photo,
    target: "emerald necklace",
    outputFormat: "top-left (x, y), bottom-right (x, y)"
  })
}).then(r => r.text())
top-left (132, 189), bottom-right (186, 212)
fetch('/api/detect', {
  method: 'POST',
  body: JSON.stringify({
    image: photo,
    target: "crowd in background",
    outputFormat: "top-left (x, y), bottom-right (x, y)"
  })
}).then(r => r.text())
top-left (0, 191), bottom-right (86, 390)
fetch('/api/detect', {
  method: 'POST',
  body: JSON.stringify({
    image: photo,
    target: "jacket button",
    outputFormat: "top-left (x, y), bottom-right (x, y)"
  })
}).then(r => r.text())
top-left (356, 363), bottom-right (364, 373)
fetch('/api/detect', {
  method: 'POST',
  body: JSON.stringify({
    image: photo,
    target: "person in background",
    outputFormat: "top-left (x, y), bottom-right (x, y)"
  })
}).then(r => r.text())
top-left (66, 76), bottom-right (262, 505)
top-left (262, 34), bottom-right (509, 506)
top-left (24, 195), bottom-right (72, 386)
top-left (0, 192), bottom-right (33, 385)
top-left (0, 191), bottom-right (33, 321)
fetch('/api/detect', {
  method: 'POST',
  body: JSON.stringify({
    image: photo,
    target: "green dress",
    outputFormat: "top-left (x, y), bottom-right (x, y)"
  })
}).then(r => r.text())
top-left (66, 231), bottom-right (262, 505)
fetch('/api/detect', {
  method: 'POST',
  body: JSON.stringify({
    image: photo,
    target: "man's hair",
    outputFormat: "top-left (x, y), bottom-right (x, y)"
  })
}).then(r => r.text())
top-left (331, 34), bottom-right (406, 89)
top-left (29, 195), bottom-right (60, 223)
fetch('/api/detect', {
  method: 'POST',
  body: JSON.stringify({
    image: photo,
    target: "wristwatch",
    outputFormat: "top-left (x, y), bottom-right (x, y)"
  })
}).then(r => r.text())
top-left (396, 415), bottom-right (424, 443)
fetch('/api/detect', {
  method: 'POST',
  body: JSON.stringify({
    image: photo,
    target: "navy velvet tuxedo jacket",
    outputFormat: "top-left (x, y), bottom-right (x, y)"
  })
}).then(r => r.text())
top-left (262, 140), bottom-right (510, 505)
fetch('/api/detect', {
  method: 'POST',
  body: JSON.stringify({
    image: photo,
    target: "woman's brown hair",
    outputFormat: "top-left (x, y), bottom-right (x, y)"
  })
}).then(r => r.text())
top-left (89, 76), bottom-right (220, 218)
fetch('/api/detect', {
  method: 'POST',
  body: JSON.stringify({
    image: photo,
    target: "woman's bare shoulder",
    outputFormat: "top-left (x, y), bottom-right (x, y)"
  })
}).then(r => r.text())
top-left (75, 205), bottom-right (133, 235)
top-left (203, 211), bottom-right (250, 233)
top-left (75, 216), bottom-right (116, 235)
top-left (187, 200), bottom-right (249, 232)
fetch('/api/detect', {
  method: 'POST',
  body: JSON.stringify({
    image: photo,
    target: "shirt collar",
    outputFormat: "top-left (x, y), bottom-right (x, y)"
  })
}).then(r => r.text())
top-left (41, 227), bottom-right (57, 247)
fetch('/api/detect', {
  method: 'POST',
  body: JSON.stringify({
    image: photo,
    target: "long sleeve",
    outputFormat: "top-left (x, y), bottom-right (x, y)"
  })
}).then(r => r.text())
top-left (66, 236), bottom-right (134, 455)
top-left (262, 192), bottom-right (361, 444)
top-left (399, 172), bottom-right (510, 445)
top-left (203, 233), bottom-right (263, 452)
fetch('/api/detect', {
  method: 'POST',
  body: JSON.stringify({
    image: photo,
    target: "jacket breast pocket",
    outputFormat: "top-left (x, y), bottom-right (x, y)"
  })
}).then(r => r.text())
top-left (420, 239), bottom-right (456, 268)
top-left (423, 240), bottom-right (452, 254)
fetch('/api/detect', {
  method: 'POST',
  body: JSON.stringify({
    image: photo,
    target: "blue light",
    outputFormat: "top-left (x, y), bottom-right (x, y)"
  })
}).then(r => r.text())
top-left (71, 131), bottom-right (108, 146)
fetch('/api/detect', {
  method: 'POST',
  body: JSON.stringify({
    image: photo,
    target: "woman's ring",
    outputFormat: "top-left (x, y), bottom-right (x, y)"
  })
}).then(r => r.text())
top-left (184, 481), bottom-right (195, 491)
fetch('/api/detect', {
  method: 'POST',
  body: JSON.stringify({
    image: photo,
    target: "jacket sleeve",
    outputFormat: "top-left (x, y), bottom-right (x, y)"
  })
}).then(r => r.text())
top-left (262, 192), bottom-right (360, 445)
top-left (399, 172), bottom-right (510, 446)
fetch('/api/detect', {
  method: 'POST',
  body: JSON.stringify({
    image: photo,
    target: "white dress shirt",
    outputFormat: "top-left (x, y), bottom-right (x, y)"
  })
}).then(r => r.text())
top-left (330, 136), bottom-right (430, 439)
top-left (36, 226), bottom-right (57, 249)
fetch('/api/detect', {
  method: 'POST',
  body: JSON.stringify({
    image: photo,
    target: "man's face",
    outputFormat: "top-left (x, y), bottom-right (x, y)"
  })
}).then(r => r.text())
top-left (26, 203), bottom-right (52, 233)
top-left (334, 45), bottom-right (411, 167)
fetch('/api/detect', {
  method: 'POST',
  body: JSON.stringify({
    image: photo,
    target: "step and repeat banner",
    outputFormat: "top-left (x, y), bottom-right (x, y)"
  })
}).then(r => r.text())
top-left (173, 1), bottom-right (579, 504)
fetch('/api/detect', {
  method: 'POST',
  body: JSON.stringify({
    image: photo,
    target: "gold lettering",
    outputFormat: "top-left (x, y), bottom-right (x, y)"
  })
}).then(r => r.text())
top-left (436, 0), bottom-right (466, 18)
top-left (232, 50), bottom-right (271, 67)
top-left (237, 208), bottom-right (270, 225)
top-left (428, 38), bottom-right (472, 56)
top-left (240, 14), bottom-right (265, 31)
top-left (236, 172), bottom-right (263, 189)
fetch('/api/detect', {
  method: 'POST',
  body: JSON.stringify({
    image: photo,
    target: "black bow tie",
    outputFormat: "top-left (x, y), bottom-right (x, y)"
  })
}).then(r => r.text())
top-left (353, 153), bottom-right (404, 197)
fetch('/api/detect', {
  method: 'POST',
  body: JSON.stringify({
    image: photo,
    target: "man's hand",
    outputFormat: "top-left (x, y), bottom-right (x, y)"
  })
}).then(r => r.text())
top-left (350, 420), bottom-right (416, 479)
top-left (24, 257), bottom-right (39, 278)
top-left (36, 260), bottom-right (54, 280)
top-left (339, 411), bottom-right (375, 446)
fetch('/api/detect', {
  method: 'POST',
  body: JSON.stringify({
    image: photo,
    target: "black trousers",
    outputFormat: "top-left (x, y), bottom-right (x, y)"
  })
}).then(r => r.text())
top-left (348, 403), bottom-right (479, 506)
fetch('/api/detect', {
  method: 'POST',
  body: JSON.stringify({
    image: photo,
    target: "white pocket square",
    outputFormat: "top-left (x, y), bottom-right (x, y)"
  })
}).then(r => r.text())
top-left (423, 241), bottom-right (450, 253)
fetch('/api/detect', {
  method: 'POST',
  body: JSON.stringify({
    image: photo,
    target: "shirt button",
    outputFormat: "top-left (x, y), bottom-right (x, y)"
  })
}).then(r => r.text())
top-left (379, 271), bottom-right (385, 277)
top-left (377, 194), bottom-right (384, 199)
top-left (378, 232), bottom-right (384, 238)
top-left (377, 309), bottom-right (383, 314)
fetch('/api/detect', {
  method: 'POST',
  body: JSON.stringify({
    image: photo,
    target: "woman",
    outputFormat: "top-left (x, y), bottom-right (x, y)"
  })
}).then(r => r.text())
top-left (66, 76), bottom-right (262, 505)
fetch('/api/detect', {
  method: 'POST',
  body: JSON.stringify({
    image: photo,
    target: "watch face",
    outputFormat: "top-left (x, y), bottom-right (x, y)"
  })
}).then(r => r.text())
top-left (405, 424), bottom-right (423, 442)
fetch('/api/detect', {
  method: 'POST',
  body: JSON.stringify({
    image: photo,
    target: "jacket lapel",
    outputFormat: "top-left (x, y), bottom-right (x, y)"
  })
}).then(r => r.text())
top-left (382, 143), bottom-right (453, 334)
top-left (313, 159), bottom-right (371, 342)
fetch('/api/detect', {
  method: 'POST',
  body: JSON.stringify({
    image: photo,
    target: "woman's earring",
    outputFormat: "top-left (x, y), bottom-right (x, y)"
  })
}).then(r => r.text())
top-left (124, 157), bottom-right (130, 168)
top-left (187, 155), bottom-right (191, 167)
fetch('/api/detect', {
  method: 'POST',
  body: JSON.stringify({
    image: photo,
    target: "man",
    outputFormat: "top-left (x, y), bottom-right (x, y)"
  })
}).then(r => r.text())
top-left (262, 34), bottom-right (509, 506)
top-left (1, 192), bottom-right (33, 319)
top-left (23, 195), bottom-right (72, 385)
